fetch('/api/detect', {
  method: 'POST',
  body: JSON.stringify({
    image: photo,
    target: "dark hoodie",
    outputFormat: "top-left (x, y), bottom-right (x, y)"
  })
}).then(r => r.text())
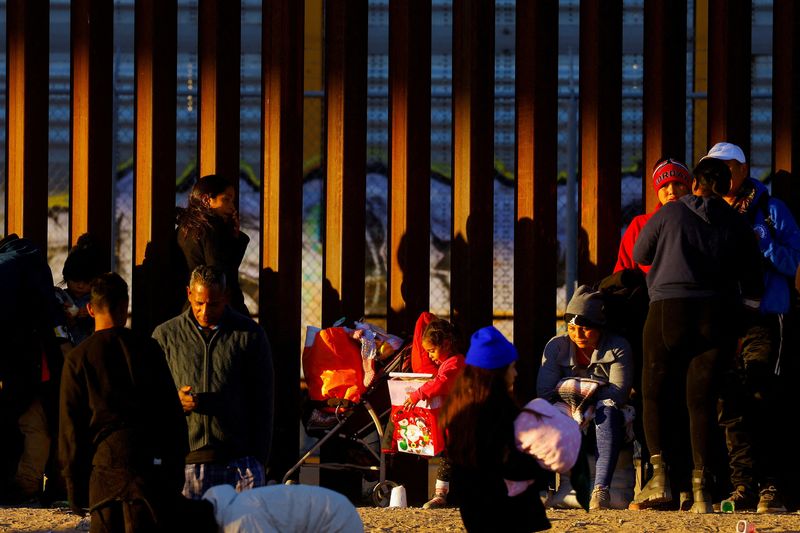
top-left (0, 235), bottom-right (62, 414)
top-left (632, 194), bottom-right (763, 304)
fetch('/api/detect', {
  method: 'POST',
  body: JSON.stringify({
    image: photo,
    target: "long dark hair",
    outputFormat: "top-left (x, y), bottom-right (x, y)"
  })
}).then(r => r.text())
top-left (692, 158), bottom-right (732, 197)
top-left (176, 174), bottom-right (234, 240)
top-left (439, 364), bottom-right (517, 467)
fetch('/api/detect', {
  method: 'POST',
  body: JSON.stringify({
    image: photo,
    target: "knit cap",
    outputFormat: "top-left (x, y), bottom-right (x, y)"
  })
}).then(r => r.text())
top-left (564, 285), bottom-right (606, 329)
top-left (652, 158), bottom-right (692, 193)
top-left (465, 326), bottom-right (518, 370)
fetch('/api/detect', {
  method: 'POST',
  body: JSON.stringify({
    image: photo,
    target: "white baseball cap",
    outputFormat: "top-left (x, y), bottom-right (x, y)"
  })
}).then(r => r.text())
top-left (701, 142), bottom-right (746, 164)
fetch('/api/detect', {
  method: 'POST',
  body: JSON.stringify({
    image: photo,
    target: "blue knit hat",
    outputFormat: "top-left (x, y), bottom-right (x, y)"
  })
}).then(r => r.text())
top-left (465, 326), bottom-right (518, 370)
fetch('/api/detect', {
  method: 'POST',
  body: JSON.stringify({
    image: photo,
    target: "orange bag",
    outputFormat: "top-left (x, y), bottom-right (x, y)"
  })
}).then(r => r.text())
top-left (302, 327), bottom-right (366, 404)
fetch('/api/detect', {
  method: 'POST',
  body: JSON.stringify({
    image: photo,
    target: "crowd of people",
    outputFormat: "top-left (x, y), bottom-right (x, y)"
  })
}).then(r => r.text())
top-left (1, 140), bottom-right (799, 532)
top-left (430, 142), bottom-right (800, 531)
top-left (0, 175), bottom-right (362, 532)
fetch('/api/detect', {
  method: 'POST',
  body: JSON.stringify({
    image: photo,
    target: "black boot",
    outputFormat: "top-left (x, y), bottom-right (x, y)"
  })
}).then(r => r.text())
top-left (629, 455), bottom-right (672, 509)
top-left (690, 468), bottom-right (713, 514)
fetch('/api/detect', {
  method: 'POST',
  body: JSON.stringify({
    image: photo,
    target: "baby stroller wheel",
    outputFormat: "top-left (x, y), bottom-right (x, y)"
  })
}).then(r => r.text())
top-left (372, 480), bottom-right (399, 507)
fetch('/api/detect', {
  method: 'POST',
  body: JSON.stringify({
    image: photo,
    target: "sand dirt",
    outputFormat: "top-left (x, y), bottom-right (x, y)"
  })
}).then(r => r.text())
top-left (4, 504), bottom-right (800, 532)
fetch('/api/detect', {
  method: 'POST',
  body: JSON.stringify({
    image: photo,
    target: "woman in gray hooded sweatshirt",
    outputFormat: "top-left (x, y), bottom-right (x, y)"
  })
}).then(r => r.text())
top-left (630, 158), bottom-right (763, 513)
top-left (537, 286), bottom-right (633, 511)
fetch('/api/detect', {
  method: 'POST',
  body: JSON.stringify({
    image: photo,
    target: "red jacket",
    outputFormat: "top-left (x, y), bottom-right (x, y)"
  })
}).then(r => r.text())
top-left (614, 212), bottom-right (653, 274)
top-left (408, 354), bottom-right (466, 404)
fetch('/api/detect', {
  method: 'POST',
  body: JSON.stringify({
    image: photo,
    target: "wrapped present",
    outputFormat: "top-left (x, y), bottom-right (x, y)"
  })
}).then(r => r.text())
top-left (388, 374), bottom-right (444, 457)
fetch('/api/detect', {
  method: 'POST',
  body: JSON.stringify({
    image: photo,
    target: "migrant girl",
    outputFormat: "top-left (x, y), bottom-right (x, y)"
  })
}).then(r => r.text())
top-left (440, 326), bottom-right (550, 532)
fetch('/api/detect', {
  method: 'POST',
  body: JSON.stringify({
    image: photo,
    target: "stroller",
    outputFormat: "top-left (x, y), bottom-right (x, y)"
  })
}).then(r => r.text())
top-left (282, 322), bottom-right (410, 507)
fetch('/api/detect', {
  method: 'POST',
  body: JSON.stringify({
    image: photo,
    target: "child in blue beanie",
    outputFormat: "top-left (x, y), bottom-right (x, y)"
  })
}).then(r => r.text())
top-left (440, 326), bottom-right (550, 532)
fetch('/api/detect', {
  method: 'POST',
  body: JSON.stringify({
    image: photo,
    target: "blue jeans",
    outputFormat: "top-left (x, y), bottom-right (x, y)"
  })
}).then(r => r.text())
top-left (593, 403), bottom-right (625, 488)
top-left (182, 456), bottom-right (265, 500)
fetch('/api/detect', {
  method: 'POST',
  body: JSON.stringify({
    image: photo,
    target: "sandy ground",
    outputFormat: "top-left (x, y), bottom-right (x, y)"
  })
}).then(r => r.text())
top-left (4, 504), bottom-right (800, 532)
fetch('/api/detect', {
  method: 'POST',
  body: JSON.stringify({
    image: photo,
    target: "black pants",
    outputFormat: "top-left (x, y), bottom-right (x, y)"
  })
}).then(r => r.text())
top-left (718, 312), bottom-right (783, 491)
top-left (642, 297), bottom-right (734, 472)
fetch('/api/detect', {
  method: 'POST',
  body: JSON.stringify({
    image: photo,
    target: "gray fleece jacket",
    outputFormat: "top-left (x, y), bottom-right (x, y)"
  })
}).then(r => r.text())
top-left (152, 308), bottom-right (274, 464)
top-left (537, 332), bottom-right (632, 406)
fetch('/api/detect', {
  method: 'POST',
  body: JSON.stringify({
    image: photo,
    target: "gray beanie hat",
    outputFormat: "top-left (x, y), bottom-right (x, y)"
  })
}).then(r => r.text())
top-left (564, 285), bottom-right (606, 328)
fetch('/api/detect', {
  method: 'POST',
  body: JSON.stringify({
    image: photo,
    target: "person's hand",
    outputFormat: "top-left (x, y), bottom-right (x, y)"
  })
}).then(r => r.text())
top-left (402, 395), bottom-right (417, 411)
top-left (753, 224), bottom-right (772, 252)
top-left (178, 386), bottom-right (198, 413)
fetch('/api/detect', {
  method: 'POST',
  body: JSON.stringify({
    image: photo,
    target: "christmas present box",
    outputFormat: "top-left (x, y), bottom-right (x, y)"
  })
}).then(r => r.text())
top-left (388, 373), bottom-right (444, 457)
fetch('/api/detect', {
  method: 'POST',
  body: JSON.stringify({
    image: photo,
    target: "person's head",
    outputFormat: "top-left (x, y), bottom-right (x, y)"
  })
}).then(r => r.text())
top-left (421, 319), bottom-right (459, 365)
top-left (652, 158), bottom-right (692, 206)
top-left (564, 285), bottom-right (605, 351)
top-left (692, 157), bottom-right (732, 198)
top-left (63, 233), bottom-right (104, 298)
top-left (188, 174), bottom-right (236, 218)
top-left (87, 272), bottom-right (128, 328)
top-left (187, 266), bottom-right (227, 328)
top-left (465, 326), bottom-right (518, 391)
top-left (439, 327), bottom-right (518, 466)
top-left (700, 142), bottom-right (748, 202)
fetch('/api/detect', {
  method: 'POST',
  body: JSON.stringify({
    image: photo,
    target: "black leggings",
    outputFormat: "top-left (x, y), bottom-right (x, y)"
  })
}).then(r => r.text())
top-left (642, 297), bottom-right (735, 471)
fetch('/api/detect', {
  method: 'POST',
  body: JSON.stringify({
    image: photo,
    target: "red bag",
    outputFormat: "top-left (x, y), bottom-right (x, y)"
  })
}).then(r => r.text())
top-left (388, 376), bottom-right (444, 456)
top-left (390, 406), bottom-right (444, 457)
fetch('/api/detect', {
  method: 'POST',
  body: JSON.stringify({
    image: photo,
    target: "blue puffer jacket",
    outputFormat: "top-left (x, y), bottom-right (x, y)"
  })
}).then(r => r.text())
top-left (745, 178), bottom-right (800, 314)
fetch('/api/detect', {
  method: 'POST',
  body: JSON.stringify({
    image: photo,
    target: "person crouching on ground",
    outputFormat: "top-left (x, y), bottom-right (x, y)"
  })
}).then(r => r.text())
top-left (537, 285), bottom-right (633, 511)
top-left (440, 326), bottom-right (550, 532)
top-left (59, 273), bottom-right (189, 532)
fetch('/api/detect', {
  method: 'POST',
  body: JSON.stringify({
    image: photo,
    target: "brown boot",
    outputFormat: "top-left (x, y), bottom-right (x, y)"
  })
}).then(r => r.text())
top-left (629, 455), bottom-right (672, 510)
top-left (690, 468), bottom-right (713, 514)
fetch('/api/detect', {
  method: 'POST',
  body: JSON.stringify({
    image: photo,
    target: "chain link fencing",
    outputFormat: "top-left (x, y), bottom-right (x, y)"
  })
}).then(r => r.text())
top-left (0, 0), bottom-right (777, 349)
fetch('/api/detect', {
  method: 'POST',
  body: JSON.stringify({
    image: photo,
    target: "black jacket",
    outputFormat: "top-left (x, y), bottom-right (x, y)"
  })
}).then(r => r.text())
top-left (633, 194), bottom-right (764, 304)
top-left (177, 214), bottom-right (250, 316)
top-left (449, 399), bottom-right (550, 532)
top-left (59, 327), bottom-right (187, 511)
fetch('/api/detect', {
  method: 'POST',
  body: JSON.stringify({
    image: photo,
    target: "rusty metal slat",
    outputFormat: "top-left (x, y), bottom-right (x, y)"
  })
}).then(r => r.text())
top-left (259, 0), bottom-right (304, 481)
top-left (772, 0), bottom-right (800, 214)
top-left (70, 0), bottom-right (113, 268)
top-left (514, 0), bottom-right (558, 398)
top-left (451, 0), bottom-right (495, 339)
top-left (198, 0), bottom-right (241, 192)
top-left (388, 0), bottom-right (431, 336)
top-left (133, 0), bottom-right (177, 333)
top-left (707, 0), bottom-right (751, 155)
top-left (5, 0), bottom-right (49, 250)
top-left (579, 0), bottom-right (622, 285)
top-left (322, 0), bottom-right (367, 326)
top-left (643, 0), bottom-right (687, 210)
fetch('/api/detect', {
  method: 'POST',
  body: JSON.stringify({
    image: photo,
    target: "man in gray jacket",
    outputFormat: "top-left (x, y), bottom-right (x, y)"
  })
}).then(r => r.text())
top-left (153, 266), bottom-right (274, 500)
